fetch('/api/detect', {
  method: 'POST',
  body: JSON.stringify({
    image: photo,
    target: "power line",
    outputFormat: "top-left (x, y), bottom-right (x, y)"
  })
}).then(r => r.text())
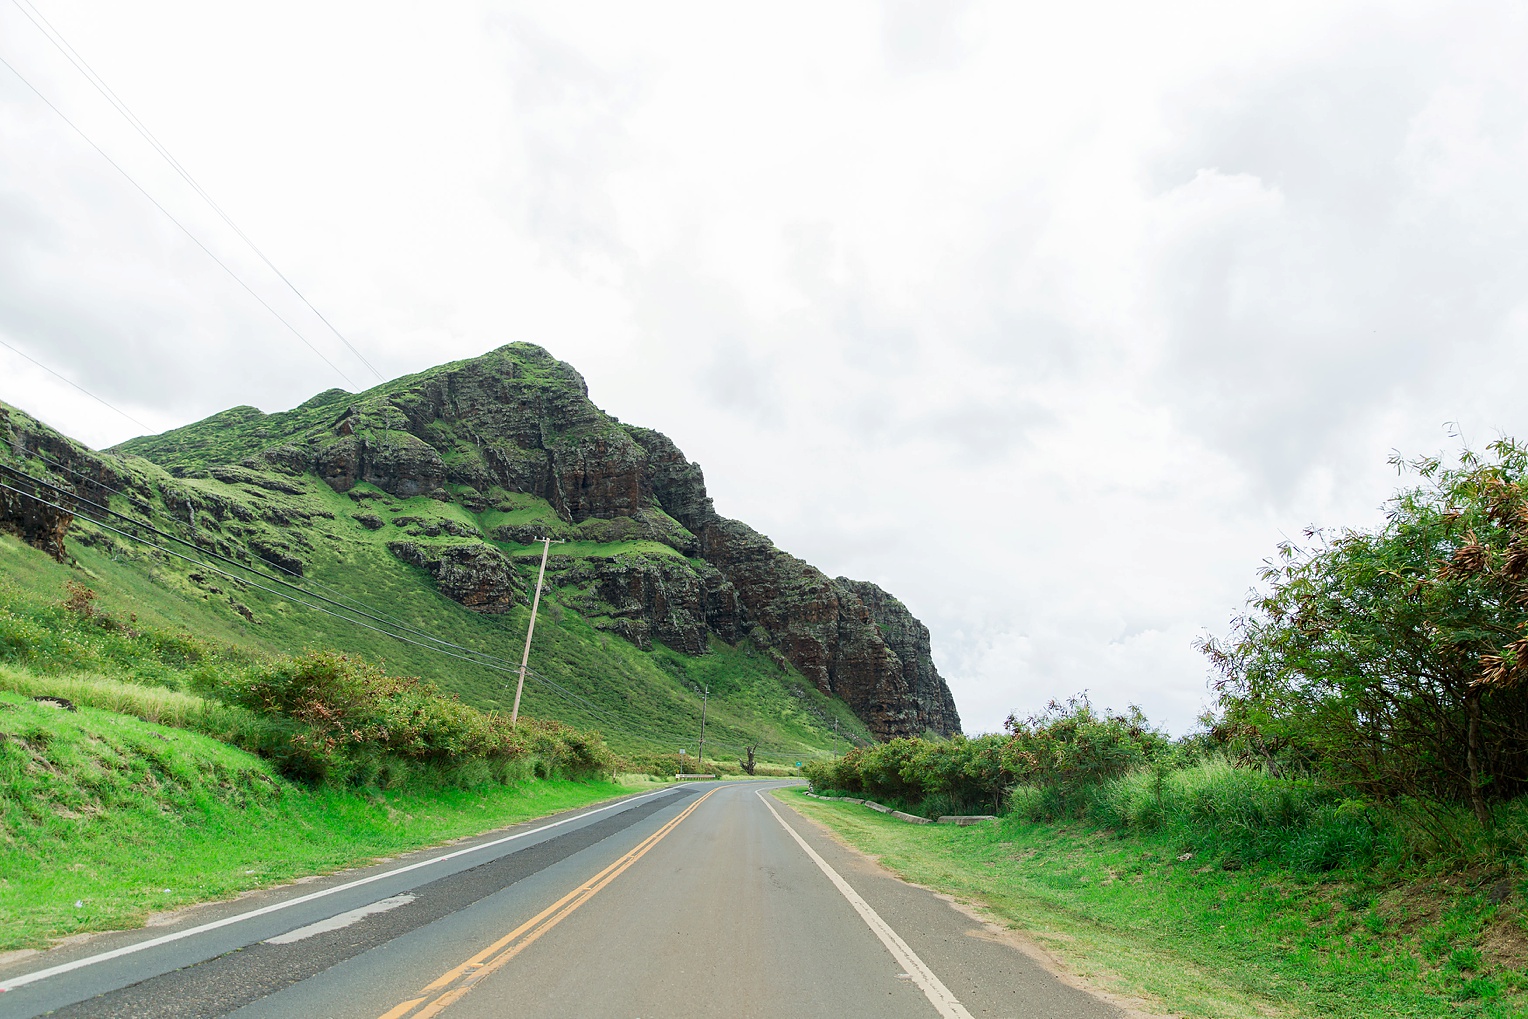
top-left (25, 447), bottom-right (154, 513)
top-left (0, 50), bottom-right (359, 390)
top-left (0, 480), bottom-right (692, 752)
top-left (0, 458), bottom-right (535, 674)
top-left (2, 457), bottom-right (848, 756)
top-left (8, 0), bottom-right (385, 384)
top-left (0, 461), bottom-right (714, 748)
top-left (0, 336), bottom-right (152, 432)
top-left (19, 453), bottom-right (604, 697)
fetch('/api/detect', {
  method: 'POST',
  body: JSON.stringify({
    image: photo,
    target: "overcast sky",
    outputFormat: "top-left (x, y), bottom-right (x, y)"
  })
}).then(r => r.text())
top-left (4, 1), bottom-right (1527, 734)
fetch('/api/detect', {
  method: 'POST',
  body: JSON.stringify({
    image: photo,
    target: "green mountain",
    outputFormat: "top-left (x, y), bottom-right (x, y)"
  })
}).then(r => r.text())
top-left (0, 343), bottom-right (960, 763)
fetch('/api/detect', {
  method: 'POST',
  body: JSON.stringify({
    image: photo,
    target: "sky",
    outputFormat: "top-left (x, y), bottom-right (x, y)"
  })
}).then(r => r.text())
top-left (3, 1), bottom-right (1528, 735)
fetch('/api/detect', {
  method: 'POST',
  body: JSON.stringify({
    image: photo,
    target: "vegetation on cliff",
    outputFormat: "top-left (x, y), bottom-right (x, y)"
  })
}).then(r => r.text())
top-left (110, 342), bottom-right (959, 741)
top-left (0, 343), bottom-right (909, 766)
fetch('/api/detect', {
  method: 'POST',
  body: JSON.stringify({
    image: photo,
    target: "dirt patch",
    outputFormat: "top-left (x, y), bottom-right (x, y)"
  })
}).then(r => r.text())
top-left (1377, 880), bottom-right (1446, 936)
top-left (0, 948), bottom-right (39, 968)
top-left (1480, 909), bottom-right (1528, 971)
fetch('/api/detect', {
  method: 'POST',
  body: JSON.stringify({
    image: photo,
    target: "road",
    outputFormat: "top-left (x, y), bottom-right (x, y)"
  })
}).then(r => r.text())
top-left (0, 782), bottom-right (1125, 1019)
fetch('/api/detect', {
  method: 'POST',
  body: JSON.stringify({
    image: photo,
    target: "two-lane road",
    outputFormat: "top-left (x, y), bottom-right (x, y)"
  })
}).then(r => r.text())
top-left (1, 782), bottom-right (1124, 1018)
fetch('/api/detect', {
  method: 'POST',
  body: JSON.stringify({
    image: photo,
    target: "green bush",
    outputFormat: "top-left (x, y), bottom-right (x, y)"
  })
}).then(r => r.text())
top-left (196, 650), bottom-right (613, 786)
top-left (806, 696), bottom-right (1166, 819)
top-left (1203, 437), bottom-right (1528, 823)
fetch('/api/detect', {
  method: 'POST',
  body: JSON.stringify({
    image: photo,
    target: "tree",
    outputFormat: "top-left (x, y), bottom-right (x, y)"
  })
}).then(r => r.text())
top-left (1202, 438), bottom-right (1528, 823)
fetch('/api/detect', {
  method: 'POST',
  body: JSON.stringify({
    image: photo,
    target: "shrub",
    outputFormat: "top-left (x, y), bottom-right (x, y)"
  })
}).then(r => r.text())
top-left (999, 696), bottom-right (1169, 817)
top-left (193, 650), bottom-right (612, 786)
top-left (1203, 437), bottom-right (1528, 824)
top-left (804, 697), bottom-right (1163, 818)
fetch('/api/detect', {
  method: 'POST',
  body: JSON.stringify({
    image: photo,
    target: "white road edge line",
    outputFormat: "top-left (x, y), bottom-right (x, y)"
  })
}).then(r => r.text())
top-left (264, 893), bottom-right (415, 945)
top-left (0, 787), bottom-right (679, 993)
top-left (757, 790), bottom-right (974, 1019)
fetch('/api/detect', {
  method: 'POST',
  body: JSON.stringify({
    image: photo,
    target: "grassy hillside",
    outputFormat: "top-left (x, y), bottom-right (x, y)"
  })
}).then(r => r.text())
top-left (0, 462), bottom-right (868, 766)
top-left (2, 344), bottom-right (882, 771)
top-left (0, 687), bottom-right (629, 950)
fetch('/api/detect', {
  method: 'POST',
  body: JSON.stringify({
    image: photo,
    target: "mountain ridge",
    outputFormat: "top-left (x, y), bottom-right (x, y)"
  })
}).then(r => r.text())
top-left (115, 343), bottom-right (960, 739)
top-left (8, 343), bottom-right (958, 741)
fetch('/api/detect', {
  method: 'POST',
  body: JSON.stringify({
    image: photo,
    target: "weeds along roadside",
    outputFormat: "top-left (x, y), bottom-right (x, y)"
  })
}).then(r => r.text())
top-left (0, 687), bottom-right (633, 950)
top-left (783, 786), bottom-right (1528, 1019)
top-left (0, 574), bottom-right (614, 789)
top-left (805, 703), bottom-right (1528, 879)
top-left (810, 438), bottom-right (1528, 877)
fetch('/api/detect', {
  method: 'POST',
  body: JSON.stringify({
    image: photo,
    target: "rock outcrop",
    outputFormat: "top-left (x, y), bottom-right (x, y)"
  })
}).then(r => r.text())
top-left (0, 478), bottom-right (72, 561)
top-left (550, 553), bottom-right (742, 654)
top-left (833, 578), bottom-right (962, 737)
top-left (387, 541), bottom-right (524, 613)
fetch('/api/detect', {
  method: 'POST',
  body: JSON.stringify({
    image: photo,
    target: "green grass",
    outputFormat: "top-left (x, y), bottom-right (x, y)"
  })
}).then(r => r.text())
top-left (4, 343), bottom-right (875, 767)
top-left (0, 665), bottom-right (261, 734)
top-left (0, 469), bottom-right (870, 767)
top-left (0, 689), bottom-right (630, 950)
top-left (779, 788), bottom-right (1528, 1018)
top-left (502, 540), bottom-right (687, 559)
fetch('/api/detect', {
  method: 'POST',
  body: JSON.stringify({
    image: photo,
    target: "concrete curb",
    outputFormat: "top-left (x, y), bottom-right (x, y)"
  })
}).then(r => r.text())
top-left (803, 792), bottom-right (932, 825)
top-left (936, 815), bottom-right (998, 826)
top-left (891, 810), bottom-right (932, 824)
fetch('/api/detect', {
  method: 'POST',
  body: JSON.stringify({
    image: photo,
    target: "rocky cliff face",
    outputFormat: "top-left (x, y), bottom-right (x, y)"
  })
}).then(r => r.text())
top-left (833, 578), bottom-right (962, 737)
top-left (116, 343), bottom-right (963, 739)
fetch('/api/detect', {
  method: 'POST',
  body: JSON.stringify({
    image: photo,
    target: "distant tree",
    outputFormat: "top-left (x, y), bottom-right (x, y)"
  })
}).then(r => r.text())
top-left (1202, 437), bottom-right (1528, 823)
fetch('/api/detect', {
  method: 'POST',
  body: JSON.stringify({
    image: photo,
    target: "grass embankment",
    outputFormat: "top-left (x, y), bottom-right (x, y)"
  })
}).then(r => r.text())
top-left (0, 690), bottom-right (629, 951)
top-left (782, 784), bottom-right (1528, 1019)
top-left (0, 474), bottom-right (866, 767)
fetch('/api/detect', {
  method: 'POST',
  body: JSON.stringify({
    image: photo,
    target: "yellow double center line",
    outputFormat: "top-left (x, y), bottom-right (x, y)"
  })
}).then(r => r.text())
top-left (378, 788), bottom-right (717, 1019)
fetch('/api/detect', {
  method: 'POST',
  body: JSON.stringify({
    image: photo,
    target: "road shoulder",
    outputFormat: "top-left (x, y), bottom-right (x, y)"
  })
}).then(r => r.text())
top-left (770, 787), bottom-right (1149, 1019)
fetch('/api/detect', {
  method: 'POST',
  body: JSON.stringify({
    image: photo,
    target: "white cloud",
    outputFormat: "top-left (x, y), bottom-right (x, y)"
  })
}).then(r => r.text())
top-left (4, 0), bottom-right (1528, 733)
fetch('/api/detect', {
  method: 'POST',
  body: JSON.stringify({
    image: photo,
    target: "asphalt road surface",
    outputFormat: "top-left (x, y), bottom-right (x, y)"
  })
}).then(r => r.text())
top-left (0, 782), bottom-right (1125, 1018)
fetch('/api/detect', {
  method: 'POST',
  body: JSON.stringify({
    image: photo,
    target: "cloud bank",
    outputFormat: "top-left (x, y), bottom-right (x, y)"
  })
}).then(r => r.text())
top-left (4, 0), bottom-right (1528, 732)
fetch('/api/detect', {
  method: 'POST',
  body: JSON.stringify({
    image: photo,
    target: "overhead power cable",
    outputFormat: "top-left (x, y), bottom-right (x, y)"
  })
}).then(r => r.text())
top-left (0, 459), bottom-right (534, 674)
top-left (0, 51), bottom-right (358, 390)
top-left (0, 479), bottom-right (545, 678)
top-left (0, 464), bottom-right (714, 747)
top-left (3, 457), bottom-right (846, 756)
top-left (0, 336), bottom-right (152, 432)
top-left (8, 0), bottom-right (385, 384)
top-left (26, 447), bottom-right (154, 513)
top-left (16, 455), bottom-right (633, 705)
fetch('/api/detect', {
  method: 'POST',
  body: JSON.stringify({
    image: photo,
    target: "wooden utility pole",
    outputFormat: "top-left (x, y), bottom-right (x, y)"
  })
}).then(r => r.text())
top-left (696, 685), bottom-right (709, 775)
top-left (834, 717), bottom-right (840, 757)
top-left (511, 536), bottom-right (553, 727)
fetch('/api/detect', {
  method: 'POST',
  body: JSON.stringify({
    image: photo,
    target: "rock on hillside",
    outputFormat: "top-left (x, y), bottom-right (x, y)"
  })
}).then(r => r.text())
top-left (115, 343), bottom-right (963, 739)
top-left (833, 578), bottom-right (962, 737)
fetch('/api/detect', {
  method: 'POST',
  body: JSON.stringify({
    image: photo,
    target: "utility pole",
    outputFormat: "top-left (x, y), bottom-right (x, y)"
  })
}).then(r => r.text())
top-left (834, 718), bottom-right (840, 757)
top-left (696, 684), bottom-right (709, 775)
top-left (511, 536), bottom-right (553, 727)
